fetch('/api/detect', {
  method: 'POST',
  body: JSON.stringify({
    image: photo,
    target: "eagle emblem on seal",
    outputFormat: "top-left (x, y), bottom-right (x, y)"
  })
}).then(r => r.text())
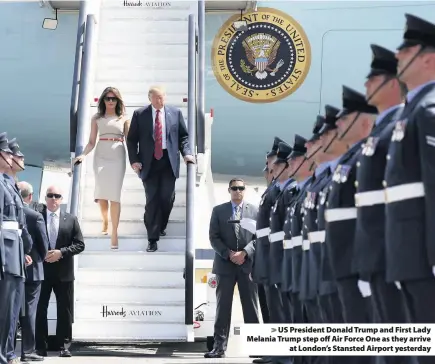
top-left (241, 33), bottom-right (285, 80)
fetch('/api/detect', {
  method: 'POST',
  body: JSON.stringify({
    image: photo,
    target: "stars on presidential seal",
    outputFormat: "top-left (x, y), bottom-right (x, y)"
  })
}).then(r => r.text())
top-left (228, 24), bottom-right (295, 88)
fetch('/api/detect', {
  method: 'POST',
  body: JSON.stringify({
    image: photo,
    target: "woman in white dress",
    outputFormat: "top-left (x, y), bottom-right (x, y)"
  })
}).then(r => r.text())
top-left (73, 87), bottom-right (129, 249)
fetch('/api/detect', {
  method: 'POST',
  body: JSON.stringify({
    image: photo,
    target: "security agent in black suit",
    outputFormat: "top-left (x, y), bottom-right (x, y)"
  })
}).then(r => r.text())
top-left (35, 186), bottom-right (85, 358)
top-left (384, 15), bottom-right (435, 337)
top-left (126, 86), bottom-right (195, 252)
top-left (17, 181), bottom-right (49, 362)
top-left (205, 178), bottom-right (259, 359)
top-left (353, 45), bottom-right (411, 334)
top-left (324, 86), bottom-right (379, 334)
top-left (0, 132), bottom-right (27, 364)
top-left (4, 138), bottom-right (35, 364)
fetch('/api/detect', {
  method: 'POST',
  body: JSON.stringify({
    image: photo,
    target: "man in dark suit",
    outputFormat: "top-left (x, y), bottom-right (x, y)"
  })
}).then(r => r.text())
top-left (35, 185), bottom-right (85, 358)
top-left (126, 86), bottom-right (195, 252)
top-left (205, 178), bottom-right (260, 359)
top-left (17, 181), bottom-right (49, 362)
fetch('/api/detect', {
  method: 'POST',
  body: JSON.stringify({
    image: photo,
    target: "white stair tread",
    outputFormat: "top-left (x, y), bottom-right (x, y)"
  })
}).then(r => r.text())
top-left (73, 321), bottom-right (188, 341)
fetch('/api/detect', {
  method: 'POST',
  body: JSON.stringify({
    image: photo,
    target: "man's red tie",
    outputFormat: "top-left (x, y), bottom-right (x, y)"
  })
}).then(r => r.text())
top-left (154, 109), bottom-right (163, 160)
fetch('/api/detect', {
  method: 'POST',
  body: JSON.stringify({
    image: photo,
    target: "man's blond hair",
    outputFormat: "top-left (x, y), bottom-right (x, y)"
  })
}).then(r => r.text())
top-left (148, 85), bottom-right (166, 99)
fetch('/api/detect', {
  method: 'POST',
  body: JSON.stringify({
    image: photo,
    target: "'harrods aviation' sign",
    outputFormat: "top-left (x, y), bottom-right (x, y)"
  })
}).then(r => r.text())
top-left (211, 8), bottom-right (311, 103)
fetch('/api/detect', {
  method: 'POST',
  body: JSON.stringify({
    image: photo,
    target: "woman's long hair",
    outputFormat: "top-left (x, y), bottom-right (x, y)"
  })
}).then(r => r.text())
top-left (97, 87), bottom-right (126, 117)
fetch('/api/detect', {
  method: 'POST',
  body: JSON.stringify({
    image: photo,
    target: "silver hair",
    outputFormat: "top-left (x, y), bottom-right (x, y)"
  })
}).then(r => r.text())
top-left (18, 181), bottom-right (33, 199)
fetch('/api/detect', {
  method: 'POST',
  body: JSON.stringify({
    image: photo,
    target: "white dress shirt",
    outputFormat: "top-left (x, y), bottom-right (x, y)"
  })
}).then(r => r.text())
top-left (151, 105), bottom-right (167, 149)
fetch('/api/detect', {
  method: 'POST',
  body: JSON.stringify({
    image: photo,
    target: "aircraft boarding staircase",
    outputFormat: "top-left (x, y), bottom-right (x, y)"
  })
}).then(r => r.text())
top-left (61, 0), bottom-right (214, 342)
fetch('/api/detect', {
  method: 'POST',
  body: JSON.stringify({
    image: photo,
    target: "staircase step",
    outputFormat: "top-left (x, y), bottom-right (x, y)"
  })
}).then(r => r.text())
top-left (75, 284), bottom-right (185, 303)
top-left (75, 302), bottom-right (184, 322)
top-left (82, 188), bottom-right (187, 206)
top-left (81, 218), bottom-right (185, 236)
top-left (81, 203), bottom-right (186, 221)
top-left (84, 173), bottom-right (186, 191)
top-left (97, 44), bottom-right (188, 59)
top-left (79, 251), bottom-right (184, 270)
top-left (72, 320), bottom-right (187, 341)
top-left (97, 57), bottom-right (188, 71)
top-left (101, 0), bottom-right (193, 11)
top-left (82, 236), bottom-right (186, 252)
top-left (100, 5), bottom-right (192, 17)
top-left (96, 67), bottom-right (188, 82)
top-left (100, 19), bottom-right (188, 34)
top-left (94, 80), bottom-right (188, 97)
top-left (76, 268), bottom-right (184, 287)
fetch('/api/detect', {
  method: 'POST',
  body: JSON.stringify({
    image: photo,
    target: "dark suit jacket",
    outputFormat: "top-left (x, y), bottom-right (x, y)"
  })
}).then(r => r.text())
top-left (23, 206), bottom-right (49, 281)
top-left (41, 208), bottom-right (85, 282)
top-left (209, 201), bottom-right (258, 275)
top-left (126, 104), bottom-right (192, 180)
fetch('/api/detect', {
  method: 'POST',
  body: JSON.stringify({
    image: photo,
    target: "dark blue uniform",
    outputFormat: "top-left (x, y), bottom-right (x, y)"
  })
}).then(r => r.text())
top-left (0, 133), bottom-right (26, 364)
top-left (383, 18), bottom-right (435, 339)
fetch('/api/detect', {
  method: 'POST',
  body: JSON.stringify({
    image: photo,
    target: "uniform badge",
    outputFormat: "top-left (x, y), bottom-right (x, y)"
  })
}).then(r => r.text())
top-left (320, 191), bottom-right (327, 205)
top-left (339, 165), bottom-right (351, 183)
top-left (362, 137), bottom-right (379, 156)
top-left (391, 120), bottom-right (406, 142)
top-left (332, 165), bottom-right (342, 183)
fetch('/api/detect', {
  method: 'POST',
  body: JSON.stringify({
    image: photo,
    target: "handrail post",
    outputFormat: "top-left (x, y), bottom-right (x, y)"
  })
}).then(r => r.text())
top-left (70, 1), bottom-right (91, 156)
top-left (197, 0), bottom-right (205, 154)
top-left (185, 13), bottom-right (196, 335)
top-left (69, 14), bottom-right (96, 217)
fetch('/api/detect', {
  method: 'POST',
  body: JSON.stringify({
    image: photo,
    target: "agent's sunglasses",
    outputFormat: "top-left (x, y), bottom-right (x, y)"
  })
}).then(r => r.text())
top-left (230, 186), bottom-right (245, 191)
top-left (47, 193), bottom-right (62, 199)
top-left (104, 97), bottom-right (117, 102)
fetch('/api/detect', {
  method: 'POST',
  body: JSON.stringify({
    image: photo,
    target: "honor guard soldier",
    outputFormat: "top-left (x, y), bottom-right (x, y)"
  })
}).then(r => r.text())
top-left (353, 44), bottom-right (410, 331)
top-left (6, 139), bottom-right (37, 363)
top-left (0, 132), bottom-right (27, 364)
top-left (251, 138), bottom-right (285, 364)
top-left (307, 106), bottom-right (345, 326)
top-left (384, 14), bottom-right (435, 333)
top-left (286, 119), bottom-right (323, 331)
top-left (252, 137), bottom-right (282, 289)
top-left (268, 142), bottom-right (295, 324)
top-left (324, 86), bottom-right (378, 329)
top-left (281, 134), bottom-right (312, 325)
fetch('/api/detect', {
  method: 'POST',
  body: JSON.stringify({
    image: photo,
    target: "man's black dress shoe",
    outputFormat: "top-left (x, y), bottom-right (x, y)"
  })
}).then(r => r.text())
top-left (59, 349), bottom-right (72, 357)
top-left (35, 350), bottom-right (47, 357)
top-left (21, 352), bottom-right (44, 361)
top-left (204, 348), bottom-right (225, 358)
top-left (160, 230), bottom-right (166, 236)
top-left (147, 241), bottom-right (158, 252)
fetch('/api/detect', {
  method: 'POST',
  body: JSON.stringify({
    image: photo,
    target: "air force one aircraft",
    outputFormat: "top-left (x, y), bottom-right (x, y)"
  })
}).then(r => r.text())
top-left (1, 1), bottom-right (435, 189)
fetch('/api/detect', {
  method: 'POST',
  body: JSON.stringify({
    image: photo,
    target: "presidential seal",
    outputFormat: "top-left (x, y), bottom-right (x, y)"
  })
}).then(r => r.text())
top-left (211, 7), bottom-right (311, 103)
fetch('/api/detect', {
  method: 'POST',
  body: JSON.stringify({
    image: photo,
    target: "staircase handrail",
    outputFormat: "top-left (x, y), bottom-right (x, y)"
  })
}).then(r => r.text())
top-left (69, 13), bottom-right (97, 218)
top-left (185, 13), bottom-right (196, 335)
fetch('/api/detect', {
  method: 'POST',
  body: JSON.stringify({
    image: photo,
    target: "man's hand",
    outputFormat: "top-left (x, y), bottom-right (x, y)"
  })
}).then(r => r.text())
top-left (184, 155), bottom-right (195, 164)
top-left (25, 255), bottom-right (33, 267)
top-left (230, 250), bottom-right (246, 265)
top-left (45, 250), bottom-right (62, 263)
top-left (131, 162), bottom-right (142, 172)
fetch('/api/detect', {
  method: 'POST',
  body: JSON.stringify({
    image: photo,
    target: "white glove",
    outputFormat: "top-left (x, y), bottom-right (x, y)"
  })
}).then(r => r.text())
top-left (240, 218), bottom-right (257, 234)
top-left (432, 266), bottom-right (435, 277)
top-left (357, 280), bottom-right (372, 297)
top-left (395, 281), bottom-right (402, 290)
